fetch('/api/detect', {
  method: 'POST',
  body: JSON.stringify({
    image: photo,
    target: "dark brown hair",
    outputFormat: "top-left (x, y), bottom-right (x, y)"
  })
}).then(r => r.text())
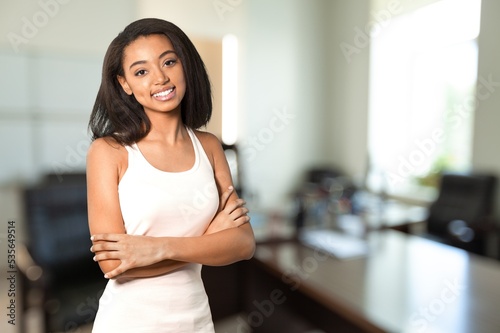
top-left (89, 18), bottom-right (212, 145)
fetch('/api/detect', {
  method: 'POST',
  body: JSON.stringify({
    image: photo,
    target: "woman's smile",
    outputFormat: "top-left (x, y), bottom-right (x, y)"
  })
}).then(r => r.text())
top-left (152, 86), bottom-right (175, 101)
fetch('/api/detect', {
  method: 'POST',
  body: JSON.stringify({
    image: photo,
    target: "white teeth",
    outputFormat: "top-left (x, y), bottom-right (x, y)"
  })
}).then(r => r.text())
top-left (153, 88), bottom-right (173, 97)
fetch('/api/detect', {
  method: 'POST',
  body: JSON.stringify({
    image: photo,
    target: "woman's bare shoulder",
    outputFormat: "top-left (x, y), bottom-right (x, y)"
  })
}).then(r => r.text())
top-left (193, 130), bottom-right (222, 150)
top-left (87, 137), bottom-right (127, 163)
top-left (192, 130), bottom-right (224, 167)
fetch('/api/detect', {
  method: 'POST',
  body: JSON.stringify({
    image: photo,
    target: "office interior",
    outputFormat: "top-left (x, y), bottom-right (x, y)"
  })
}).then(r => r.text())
top-left (2, 0), bottom-right (500, 332)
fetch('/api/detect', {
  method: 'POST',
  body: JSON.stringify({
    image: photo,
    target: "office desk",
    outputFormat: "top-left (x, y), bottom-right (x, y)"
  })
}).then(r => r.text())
top-left (248, 230), bottom-right (500, 333)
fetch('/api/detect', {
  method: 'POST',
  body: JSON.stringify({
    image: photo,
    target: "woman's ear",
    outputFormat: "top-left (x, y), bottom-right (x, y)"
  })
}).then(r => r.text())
top-left (117, 75), bottom-right (133, 95)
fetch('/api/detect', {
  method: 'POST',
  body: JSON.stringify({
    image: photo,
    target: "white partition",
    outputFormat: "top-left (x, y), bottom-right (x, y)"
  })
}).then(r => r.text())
top-left (32, 54), bottom-right (101, 113)
top-left (0, 120), bottom-right (35, 184)
top-left (0, 53), bottom-right (31, 111)
top-left (0, 50), bottom-right (101, 184)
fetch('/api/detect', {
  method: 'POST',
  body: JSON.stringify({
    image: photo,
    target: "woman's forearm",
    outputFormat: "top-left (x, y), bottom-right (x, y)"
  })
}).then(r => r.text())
top-left (162, 223), bottom-right (255, 266)
top-left (109, 223), bottom-right (253, 278)
top-left (95, 254), bottom-right (189, 279)
top-left (120, 260), bottom-right (188, 278)
top-left (92, 222), bottom-right (255, 279)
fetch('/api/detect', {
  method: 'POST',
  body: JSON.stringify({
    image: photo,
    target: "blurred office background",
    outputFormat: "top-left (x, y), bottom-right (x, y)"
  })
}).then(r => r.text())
top-left (1, 0), bottom-right (500, 332)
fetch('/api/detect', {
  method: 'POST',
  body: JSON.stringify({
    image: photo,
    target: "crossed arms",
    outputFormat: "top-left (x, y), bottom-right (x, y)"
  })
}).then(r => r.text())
top-left (86, 133), bottom-right (255, 279)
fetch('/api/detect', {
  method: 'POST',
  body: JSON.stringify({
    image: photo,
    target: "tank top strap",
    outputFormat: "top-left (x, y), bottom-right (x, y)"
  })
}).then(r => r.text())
top-left (186, 127), bottom-right (214, 173)
top-left (123, 143), bottom-right (140, 169)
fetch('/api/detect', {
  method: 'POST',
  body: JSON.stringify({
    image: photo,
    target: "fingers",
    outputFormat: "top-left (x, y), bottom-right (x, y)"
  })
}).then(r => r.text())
top-left (91, 233), bottom-right (123, 242)
top-left (90, 237), bottom-right (123, 261)
top-left (229, 206), bottom-right (249, 220)
top-left (222, 198), bottom-right (250, 224)
top-left (104, 265), bottom-right (126, 279)
top-left (90, 242), bottom-right (120, 253)
top-left (223, 198), bottom-right (246, 214)
top-left (234, 214), bottom-right (251, 227)
top-left (219, 186), bottom-right (249, 220)
top-left (91, 250), bottom-right (128, 279)
top-left (92, 249), bottom-right (121, 261)
top-left (218, 186), bottom-right (234, 211)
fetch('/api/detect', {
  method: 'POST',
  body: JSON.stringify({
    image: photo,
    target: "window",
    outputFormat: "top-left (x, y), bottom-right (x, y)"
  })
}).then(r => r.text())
top-left (367, 0), bottom-right (482, 200)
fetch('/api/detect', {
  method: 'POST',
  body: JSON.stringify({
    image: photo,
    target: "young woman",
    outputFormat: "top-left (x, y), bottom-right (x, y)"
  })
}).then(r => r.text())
top-left (87, 18), bottom-right (255, 332)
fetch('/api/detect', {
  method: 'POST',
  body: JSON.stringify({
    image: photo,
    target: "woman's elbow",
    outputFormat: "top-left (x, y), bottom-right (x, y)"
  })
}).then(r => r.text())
top-left (242, 240), bottom-right (256, 260)
top-left (239, 228), bottom-right (256, 260)
top-left (96, 259), bottom-right (121, 276)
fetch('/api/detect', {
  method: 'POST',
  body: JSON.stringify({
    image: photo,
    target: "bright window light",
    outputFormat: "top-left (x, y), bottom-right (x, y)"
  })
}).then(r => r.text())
top-left (367, 0), bottom-right (482, 199)
top-left (222, 34), bottom-right (238, 145)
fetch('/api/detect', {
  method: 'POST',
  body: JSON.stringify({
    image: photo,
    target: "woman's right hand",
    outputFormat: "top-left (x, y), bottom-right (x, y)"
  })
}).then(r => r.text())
top-left (205, 186), bottom-right (250, 234)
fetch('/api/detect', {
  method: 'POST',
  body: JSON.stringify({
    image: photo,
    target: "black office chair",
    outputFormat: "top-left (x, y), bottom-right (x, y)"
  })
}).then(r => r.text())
top-left (423, 172), bottom-right (497, 256)
top-left (20, 173), bottom-right (107, 332)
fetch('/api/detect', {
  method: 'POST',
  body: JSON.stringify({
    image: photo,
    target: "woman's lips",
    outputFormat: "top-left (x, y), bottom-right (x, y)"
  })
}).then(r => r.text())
top-left (152, 87), bottom-right (175, 101)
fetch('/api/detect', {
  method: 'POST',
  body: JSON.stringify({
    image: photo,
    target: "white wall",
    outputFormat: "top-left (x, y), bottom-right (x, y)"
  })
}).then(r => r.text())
top-left (235, 0), bottom-right (372, 210)
top-left (371, 0), bottom-right (441, 16)
top-left (325, 0), bottom-right (370, 185)
top-left (239, 0), bottom-right (332, 210)
top-left (138, 0), bottom-right (247, 39)
top-left (1, 0), bottom-right (138, 53)
top-left (472, 0), bottom-right (500, 215)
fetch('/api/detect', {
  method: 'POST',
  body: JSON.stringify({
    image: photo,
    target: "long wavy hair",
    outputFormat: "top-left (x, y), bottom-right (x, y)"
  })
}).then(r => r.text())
top-left (89, 18), bottom-right (212, 145)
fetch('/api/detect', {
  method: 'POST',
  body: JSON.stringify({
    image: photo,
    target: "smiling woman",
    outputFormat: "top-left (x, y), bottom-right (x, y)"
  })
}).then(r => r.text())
top-left (86, 18), bottom-right (255, 333)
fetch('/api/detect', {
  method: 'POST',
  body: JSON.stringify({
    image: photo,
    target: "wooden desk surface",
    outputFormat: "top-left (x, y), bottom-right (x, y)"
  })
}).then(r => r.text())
top-left (253, 230), bottom-right (500, 333)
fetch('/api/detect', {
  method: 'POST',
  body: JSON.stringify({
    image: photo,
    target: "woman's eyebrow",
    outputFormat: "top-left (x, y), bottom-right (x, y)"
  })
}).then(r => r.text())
top-left (129, 50), bottom-right (177, 70)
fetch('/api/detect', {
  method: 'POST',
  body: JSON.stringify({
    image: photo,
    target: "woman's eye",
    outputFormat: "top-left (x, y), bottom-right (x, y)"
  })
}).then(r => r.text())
top-left (135, 69), bottom-right (147, 76)
top-left (164, 59), bottom-right (177, 67)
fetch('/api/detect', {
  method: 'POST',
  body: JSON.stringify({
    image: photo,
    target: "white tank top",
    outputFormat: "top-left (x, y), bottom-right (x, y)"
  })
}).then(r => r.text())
top-left (92, 127), bottom-right (218, 333)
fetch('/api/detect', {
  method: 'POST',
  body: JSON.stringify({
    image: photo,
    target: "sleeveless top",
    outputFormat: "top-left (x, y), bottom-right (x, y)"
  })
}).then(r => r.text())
top-left (91, 128), bottom-right (218, 333)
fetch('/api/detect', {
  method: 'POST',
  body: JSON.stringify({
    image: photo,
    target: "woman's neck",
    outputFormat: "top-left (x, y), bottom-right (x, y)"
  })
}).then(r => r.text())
top-left (144, 111), bottom-right (187, 145)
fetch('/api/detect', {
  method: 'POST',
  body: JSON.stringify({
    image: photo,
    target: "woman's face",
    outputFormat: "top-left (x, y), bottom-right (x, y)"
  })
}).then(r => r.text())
top-left (118, 34), bottom-right (186, 117)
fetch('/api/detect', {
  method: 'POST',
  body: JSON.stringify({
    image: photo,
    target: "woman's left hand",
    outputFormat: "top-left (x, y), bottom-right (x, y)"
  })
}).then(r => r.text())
top-left (204, 186), bottom-right (249, 235)
top-left (90, 233), bottom-right (164, 279)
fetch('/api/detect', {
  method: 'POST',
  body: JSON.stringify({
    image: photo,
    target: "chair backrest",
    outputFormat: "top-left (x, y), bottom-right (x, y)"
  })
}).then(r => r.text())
top-left (23, 173), bottom-right (101, 283)
top-left (23, 173), bottom-right (107, 331)
top-left (427, 173), bottom-right (497, 236)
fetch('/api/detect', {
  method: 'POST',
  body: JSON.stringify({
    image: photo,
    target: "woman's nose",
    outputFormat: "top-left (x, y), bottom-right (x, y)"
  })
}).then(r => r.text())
top-left (155, 69), bottom-right (169, 84)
